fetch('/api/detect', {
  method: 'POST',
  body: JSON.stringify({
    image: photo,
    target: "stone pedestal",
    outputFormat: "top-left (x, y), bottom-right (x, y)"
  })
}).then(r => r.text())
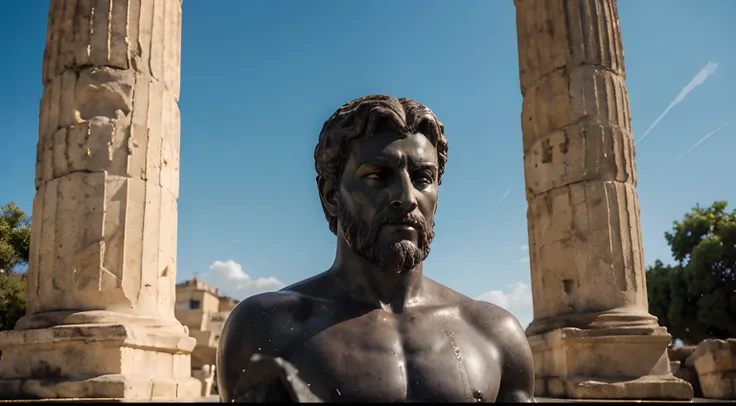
top-left (669, 346), bottom-right (703, 397)
top-left (513, 0), bottom-right (692, 399)
top-left (530, 327), bottom-right (691, 400)
top-left (0, 322), bottom-right (200, 400)
top-left (0, 0), bottom-right (199, 400)
top-left (192, 365), bottom-right (216, 397)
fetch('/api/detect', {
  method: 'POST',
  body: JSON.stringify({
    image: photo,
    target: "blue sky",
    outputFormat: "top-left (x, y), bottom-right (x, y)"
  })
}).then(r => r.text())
top-left (1, 1), bottom-right (734, 329)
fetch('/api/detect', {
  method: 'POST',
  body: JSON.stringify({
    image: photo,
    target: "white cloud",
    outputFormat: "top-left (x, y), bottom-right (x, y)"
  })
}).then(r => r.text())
top-left (519, 245), bottom-right (529, 263)
top-left (202, 260), bottom-right (285, 300)
top-left (635, 61), bottom-right (719, 146)
top-left (476, 282), bottom-right (533, 330)
top-left (477, 282), bottom-right (532, 309)
top-left (520, 245), bottom-right (530, 262)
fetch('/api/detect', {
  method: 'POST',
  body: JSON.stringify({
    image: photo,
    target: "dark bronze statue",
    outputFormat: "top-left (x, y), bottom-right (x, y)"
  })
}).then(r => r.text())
top-left (217, 95), bottom-right (535, 403)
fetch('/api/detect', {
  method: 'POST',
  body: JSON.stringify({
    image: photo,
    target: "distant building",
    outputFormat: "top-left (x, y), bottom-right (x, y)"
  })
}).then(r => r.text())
top-left (175, 277), bottom-right (239, 370)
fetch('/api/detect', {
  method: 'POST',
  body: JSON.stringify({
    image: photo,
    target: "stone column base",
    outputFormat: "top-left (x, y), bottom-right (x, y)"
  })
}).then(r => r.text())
top-left (0, 323), bottom-right (201, 401)
top-left (529, 326), bottom-right (694, 400)
top-left (0, 375), bottom-right (201, 401)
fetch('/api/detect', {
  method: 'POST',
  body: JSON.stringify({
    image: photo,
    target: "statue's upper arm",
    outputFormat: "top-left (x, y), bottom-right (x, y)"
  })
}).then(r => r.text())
top-left (216, 292), bottom-right (297, 402)
top-left (495, 313), bottom-right (536, 403)
top-left (467, 302), bottom-right (536, 403)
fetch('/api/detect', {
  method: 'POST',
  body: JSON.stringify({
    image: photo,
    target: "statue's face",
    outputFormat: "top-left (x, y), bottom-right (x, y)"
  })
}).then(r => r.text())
top-left (337, 128), bottom-right (438, 273)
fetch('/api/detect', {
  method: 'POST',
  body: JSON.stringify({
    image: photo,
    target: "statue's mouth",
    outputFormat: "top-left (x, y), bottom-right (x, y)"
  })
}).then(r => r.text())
top-left (381, 223), bottom-right (419, 238)
top-left (385, 217), bottom-right (422, 229)
top-left (386, 224), bottom-right (415, 231)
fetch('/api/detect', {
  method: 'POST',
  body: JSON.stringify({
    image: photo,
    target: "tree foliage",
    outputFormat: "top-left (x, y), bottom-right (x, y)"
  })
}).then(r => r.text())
top-left (646, 201), bottom-right (736, 344)
top-left (0, 202), bottom-right (30, 332)
top-left (0, 272), bottom-right (26, 331)
top-left (0, 202), bottom-right (31, 272)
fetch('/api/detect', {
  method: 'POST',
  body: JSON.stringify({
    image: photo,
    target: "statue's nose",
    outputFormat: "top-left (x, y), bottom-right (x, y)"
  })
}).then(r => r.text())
top-left (389, 175), bottom-right (418, 212)
top-left (389, 199), bottom-right (418, 212)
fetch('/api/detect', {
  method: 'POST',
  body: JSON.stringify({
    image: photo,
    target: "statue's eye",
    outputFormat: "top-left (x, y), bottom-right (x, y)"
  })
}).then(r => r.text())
top-left (412, 171), bottom-right (434, 187)
top-left (364, 172), bottom-right (384, 183)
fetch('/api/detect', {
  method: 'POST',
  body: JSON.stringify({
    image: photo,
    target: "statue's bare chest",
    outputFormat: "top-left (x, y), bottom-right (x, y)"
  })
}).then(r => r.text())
top-left (286, 308), bottom-right (502, 402)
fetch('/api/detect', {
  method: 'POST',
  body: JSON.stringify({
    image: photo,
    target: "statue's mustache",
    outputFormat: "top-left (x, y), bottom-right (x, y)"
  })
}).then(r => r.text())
top-left (370, 209), bottom-right (426, 234)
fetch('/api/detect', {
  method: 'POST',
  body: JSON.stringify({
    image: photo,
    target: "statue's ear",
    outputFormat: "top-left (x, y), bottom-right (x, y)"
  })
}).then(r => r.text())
top-left (317, 176), bottom-right (338, 218)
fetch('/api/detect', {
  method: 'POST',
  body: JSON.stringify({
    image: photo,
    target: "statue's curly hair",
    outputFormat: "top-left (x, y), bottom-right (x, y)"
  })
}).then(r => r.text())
top-left (314, 94), bottom-right (448, 235)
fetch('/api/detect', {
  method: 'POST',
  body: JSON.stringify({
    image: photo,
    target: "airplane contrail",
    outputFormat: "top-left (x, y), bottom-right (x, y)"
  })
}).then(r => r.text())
top-left (231, 239), bottom-right (243, 244)
top-left (635, 61), bottom-right (719, 146)
top-left (495, 188), bottom-right (512, 204)
top-left (675, 120), bottom-right (731, 162)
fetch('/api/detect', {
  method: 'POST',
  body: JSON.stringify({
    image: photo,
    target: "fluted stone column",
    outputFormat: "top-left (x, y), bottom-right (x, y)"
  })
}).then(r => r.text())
top-left (0, 0), bottom-right (200, 400)
top-left (515, 0), bottom-right (692, 400)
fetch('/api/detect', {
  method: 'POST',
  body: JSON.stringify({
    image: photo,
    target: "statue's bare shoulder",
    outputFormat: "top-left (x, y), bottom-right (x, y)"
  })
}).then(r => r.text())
top-left (219, 290), bottom-right (307, 355)
top-left (419, 278), bottom-right (535, 402)
top-left (218, 273), bottom-right (339, 361)
top-left (216, 290), bottom-right (309, 401)
top-left (458, 294), bottom-right (536, 402)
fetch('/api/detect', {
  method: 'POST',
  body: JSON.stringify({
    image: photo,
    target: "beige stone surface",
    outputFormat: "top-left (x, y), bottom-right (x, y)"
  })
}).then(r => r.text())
top-left (668, 346), bottom-right (703, 396)
top-left (535, 397), bottom-right (735, 403)
top-left (191, 366), bottom-right (216, 398)
top-left (514, 0), bottom-right (691, 399)
top-left (691, 339), bottom-right (736, 400)
top-left (0, 0), bottom-right (198, 401)
top-left (175, 279), bottom-right (237, 371)
top-left (669, 346), bottom-right (697, 363)
top-left (674, 363), bottom-right (703, 398)
top-left (529, 327), bottom-right (692, 400)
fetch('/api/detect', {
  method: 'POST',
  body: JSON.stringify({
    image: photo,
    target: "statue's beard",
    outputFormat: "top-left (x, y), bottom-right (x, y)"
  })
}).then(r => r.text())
top-left (337, 199), bottom-right (435, 273)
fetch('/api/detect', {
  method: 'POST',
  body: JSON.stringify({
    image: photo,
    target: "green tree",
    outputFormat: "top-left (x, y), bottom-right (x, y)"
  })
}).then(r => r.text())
top-left (646, 260), bottom-right (674, 330)
top-left (0, 272), bottom-right (26, 331)
top-left (646, 201), bottom-right (736, 344)
top-left (0, 202), bottom-right (30, 331)
top-left (0, 202), bottom-right (31, 272)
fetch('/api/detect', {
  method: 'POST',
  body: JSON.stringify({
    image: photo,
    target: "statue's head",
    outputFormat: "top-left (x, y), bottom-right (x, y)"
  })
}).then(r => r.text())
top-left (314, 95), bottom-right (448, 273)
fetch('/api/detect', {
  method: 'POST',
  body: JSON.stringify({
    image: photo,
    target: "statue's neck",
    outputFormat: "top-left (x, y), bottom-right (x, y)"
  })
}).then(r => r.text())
top-left (329, 234), bottom-right (425, 313)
